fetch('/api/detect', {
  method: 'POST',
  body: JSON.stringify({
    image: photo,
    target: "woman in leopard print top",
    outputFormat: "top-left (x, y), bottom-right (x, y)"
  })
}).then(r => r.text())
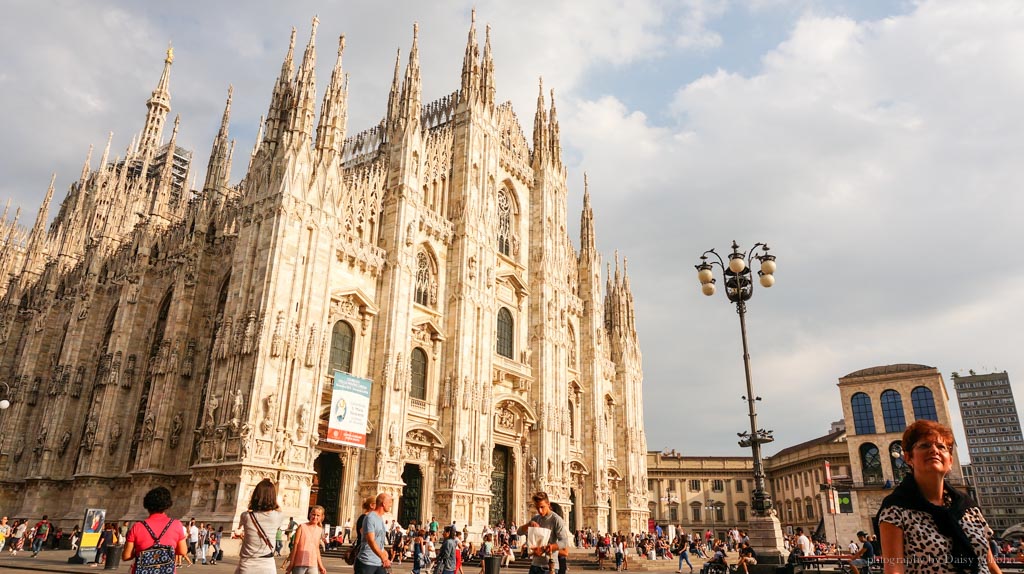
top-left (877, 420), bottom-right (1001, 574)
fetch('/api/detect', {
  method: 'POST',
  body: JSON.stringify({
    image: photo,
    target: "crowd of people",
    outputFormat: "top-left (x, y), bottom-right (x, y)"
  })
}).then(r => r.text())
top-left (1, 420), bottom-right (1016, 574)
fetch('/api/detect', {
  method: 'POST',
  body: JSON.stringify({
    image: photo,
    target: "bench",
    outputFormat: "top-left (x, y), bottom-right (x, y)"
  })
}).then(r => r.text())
top-left (798, 556), bottom-right (882, 574)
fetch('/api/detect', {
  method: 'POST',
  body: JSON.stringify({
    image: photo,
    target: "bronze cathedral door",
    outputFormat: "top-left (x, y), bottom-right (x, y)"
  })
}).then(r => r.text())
top-left (399, 464), bottom-right (423, 527)
top-left (490, 446), bottom-right (511, 525)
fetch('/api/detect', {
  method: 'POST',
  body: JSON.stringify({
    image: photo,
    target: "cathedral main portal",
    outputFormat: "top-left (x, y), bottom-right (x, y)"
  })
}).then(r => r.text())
top-left (314, 453), bottom-right (343, 527)
top-left (490, 446), bottom-right (512, 526)
top-left (400, 464), bottom-right (424, 528)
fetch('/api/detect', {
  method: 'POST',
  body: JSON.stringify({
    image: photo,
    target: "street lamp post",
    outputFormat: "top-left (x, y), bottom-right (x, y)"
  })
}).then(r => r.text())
top-left (696, 240), bottom-right (787, 561)
top-left (704, 499), bottom-right (717, 544)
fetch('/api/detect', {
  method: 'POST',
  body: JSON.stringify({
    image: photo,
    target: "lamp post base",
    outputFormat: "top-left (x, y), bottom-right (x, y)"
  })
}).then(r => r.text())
top-left (745, 513), bottom-right (789, 564)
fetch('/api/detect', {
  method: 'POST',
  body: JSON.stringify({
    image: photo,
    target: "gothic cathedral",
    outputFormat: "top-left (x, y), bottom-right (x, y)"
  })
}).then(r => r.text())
top-left (0, 15), bottom-right (649, 534)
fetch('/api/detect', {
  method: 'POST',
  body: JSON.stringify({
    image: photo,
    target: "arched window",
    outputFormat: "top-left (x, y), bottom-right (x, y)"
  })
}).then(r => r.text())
top-left (496, 308), bottom-right (514, 359)
top-left (880, 390), bottom-right (906, 433)
top-left (911, 386), bottom-right (938, 421)
top-left (414, 251), bottom-right (435, 307)
top-left (851, 392), bottom-right (876, 434)
top-left (329, 321), bottom-right (355, 375)
top-left (410, 347), bottom-right (427, 400)
top-left (497, 188), bottom-right (512, 256)
top-left (860, 443), bottom-right (883, 485)
top-left (890, 441), bottom-right (910, 482)
top-left (805, 497), bottom-right (815, 519)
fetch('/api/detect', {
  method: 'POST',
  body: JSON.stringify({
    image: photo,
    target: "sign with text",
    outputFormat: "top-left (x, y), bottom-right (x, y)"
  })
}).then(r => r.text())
top-left (326, 371), bottom-right (372, 448)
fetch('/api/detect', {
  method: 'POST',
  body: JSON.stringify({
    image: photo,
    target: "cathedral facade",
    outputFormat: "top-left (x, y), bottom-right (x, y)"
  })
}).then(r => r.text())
top-left (0, 16), bottom-right (649, 534)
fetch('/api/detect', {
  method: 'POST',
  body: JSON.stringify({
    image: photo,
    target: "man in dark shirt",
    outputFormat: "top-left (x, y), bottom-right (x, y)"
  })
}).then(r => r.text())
top-left (849, 531), bottom-right (875, 574)
top-left (735, 542), bottom-right (757, 574)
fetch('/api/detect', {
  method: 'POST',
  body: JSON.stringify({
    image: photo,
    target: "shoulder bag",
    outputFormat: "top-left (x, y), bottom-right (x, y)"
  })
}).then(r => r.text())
top-left (247, 512), bottom-right (276, 559)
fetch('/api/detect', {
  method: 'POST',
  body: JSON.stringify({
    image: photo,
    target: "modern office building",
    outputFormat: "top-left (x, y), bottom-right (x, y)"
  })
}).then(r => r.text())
top-left (953, 371), bottom-right (1024, 535)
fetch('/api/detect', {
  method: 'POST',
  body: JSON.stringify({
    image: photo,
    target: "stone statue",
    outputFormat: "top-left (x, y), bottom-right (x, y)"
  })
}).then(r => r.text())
top-left (261, 394), bottom-right (277, 434)
top-left (169, 412), bottom-right (184, 449)
top-left (239, 423), bottom-right (253, 459)
top-left (528, 455), bottom-right (537, 481)
top-left (58, 429), bottom-right (72, 457)
top-left (270, 311), bottom-right (284, 357)
top-left (108, 422), bottom-right (122, 455)
top-left (296, 403), bottom-right (310, 439)
top-left (13, 437), bottom-right (24, 462)
top-left (272, 429), bottom-right (290, 465)
top-left (141, 414), bottom-right (156, 442)
top-left (205, 393), bottom-right (220, 429)
top-left (32, 427), bottom-right (48, 458)
top-left (375, 448), bottom-right (385, 478)
top-left (242, 312), bottom-right (256, 355)
top-left (82, 416), bottom-right (98, 452)
top-left (126, 279), bottom-right (140, 304)
top-left (230, 389), bottom-right (244, 425)
top-left (461, 436), bottom-right (469, 464)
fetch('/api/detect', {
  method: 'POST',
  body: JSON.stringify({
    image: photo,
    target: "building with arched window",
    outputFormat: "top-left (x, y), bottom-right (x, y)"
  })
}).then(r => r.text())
top-left (0, 15), bottom-right (649, 535)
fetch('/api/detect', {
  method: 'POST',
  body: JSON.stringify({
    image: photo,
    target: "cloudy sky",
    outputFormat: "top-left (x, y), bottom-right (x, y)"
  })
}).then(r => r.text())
top-left (2, 0), bottom-right (1023, 462)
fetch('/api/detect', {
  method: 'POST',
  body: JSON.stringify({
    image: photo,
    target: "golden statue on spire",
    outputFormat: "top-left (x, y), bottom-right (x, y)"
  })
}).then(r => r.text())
top-left (166, 42), bottom-right (174, 64)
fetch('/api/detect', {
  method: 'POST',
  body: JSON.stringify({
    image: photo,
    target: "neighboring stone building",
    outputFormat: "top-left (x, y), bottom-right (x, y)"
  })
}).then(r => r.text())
top-left (649, 364), bottom-right (964, 545)
top-left (952, 371), bottom-right (1024, 535)
top-left (835, 364), bottom-right (965, 533)
top-left (0, 15), bottom-right (649, 534)
top-left (647, 451), bottom-right (754, 540)
top-left (763, 426), bottom-right (849, 538)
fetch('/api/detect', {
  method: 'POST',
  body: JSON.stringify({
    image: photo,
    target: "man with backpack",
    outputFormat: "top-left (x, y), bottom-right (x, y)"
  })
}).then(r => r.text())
top-left (30, 515), bottom-right (51, 557)
top-left (122, 487), bottom-right (187, 574)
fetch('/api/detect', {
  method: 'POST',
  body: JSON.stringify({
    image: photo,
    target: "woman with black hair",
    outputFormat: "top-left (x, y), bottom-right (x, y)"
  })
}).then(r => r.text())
top-left (236, 479), bottom-right (284, 574)
top-left (121, 486), bottom-right (188, 573)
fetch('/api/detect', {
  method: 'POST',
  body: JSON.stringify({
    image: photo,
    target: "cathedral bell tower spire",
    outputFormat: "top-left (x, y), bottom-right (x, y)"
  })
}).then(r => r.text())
top-left (262, 27), bottom-right (297, 159)
top-left (532, 78), bottom-right (548, 169)
top-left (394, 23), bottom-right (422, 137)
top-left (21, 173), bottom-right (56, 276)
top-left (460, 9), bottom-right (479, 100)
top-left (286, 16), bottom-right (319, 147)
top-left (480, 24), bottom-right (496, 108)
top-left (315, 35), bottom-right (348, 158)
top-left (79, 144), bottom-right (94, 186)
top-left (548, 89), bottom-right (562, 168)
top-left (580, 173), bottom-right (597, 260)
top-left (138, 43), bottom-right (174, 157)
top-left (203, 85), bottom-right (233, 196)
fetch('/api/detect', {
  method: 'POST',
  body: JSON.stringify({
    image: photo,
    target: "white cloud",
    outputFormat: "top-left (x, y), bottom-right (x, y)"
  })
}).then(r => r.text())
top-left (567, 1), bottom-right (1024, 457)
top-left (674, 0), bottom-right (727, 51)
